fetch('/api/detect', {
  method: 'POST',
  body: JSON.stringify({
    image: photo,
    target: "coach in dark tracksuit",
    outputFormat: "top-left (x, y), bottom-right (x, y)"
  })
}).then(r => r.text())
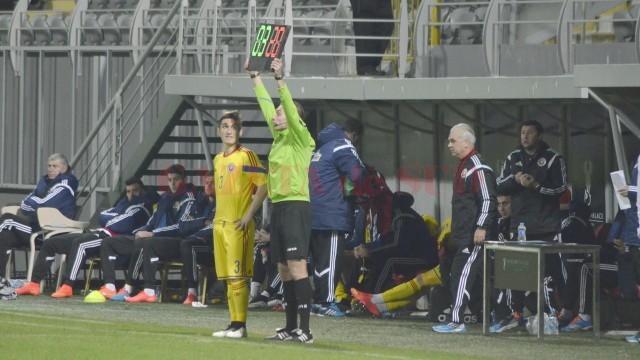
top-left (0, 153), bottom-right (77, 280)
top-left (17, 178), bottom-right (158, 297)
top-left (433, 123), bottom-right (497, 333)
top-left (309, 123), bottom-right (364, 316)
top-left (496, 120), bottom-right (567, 317)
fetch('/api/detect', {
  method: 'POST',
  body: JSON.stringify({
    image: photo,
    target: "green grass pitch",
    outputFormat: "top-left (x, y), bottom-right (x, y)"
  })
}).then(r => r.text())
top-left (1, 296), bottom-right (638, 359)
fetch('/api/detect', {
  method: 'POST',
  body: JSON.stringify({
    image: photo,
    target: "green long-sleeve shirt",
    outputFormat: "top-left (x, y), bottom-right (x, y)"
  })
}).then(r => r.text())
top-left (255, 83), bottom-right (315, 203)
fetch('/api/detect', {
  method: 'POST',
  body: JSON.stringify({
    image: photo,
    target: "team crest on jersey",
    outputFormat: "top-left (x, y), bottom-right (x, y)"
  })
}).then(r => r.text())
top-left (227, 163), bottom-right (236, 172)
top-left (537, 158), bottom-right (547, 167)
top-left (461, 169), bottom-right (467, 178)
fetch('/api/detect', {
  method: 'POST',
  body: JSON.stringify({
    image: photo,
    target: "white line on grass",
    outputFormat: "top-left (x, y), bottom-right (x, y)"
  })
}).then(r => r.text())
top-left (2, 319), bottom-right (425, 360)
top-left (0, 310), bottom-right (110, 325)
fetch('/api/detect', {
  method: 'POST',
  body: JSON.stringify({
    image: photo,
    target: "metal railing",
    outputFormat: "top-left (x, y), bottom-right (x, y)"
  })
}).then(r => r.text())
top-left (70, 0), bottom-right (184, 212)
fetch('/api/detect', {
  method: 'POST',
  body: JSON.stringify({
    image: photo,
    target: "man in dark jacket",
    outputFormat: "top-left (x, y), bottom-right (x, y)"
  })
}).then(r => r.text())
top-left (433, 123), bottom-right (497, 333)
top-left (350, 191), bottom-right (440, 317)
top-left (0, 153), bottom-right (78, 281)
top-left (496, 119), bottom-right (568, 326)
top-left (126, 174), bottom-right (216, 304)
top-left (16, 177), bottom-right (158, 298)
top-left (309, 122), bottom-right (365, 317)
top-left (100, 164), bottom-right (197, 301)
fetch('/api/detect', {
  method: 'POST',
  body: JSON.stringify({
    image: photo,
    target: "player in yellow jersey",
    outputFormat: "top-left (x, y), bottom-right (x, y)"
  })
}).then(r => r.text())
top-left (212, 111), bottom-right (268, 339)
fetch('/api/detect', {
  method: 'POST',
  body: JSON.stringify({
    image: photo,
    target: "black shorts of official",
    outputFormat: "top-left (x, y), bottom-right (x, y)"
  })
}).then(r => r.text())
top-left (270, 201), bottom-right (311, 264)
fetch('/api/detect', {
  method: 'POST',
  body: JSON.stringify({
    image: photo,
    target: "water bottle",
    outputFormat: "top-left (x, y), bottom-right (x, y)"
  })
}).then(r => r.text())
top-left (517, 222), bottom-right (527, 242)
top-left (155, 285), bottom-right (161, 302)
top-left (382, 311), bottom-right (397, 318)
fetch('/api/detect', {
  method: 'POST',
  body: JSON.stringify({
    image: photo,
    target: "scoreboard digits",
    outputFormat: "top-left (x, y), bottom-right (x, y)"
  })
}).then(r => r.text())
top-left (247, 24), bottom-right (291, 71)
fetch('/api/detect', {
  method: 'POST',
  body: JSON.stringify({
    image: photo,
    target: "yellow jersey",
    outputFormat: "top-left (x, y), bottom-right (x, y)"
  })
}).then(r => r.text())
top-left (213, 145), bottom-right (267, 222)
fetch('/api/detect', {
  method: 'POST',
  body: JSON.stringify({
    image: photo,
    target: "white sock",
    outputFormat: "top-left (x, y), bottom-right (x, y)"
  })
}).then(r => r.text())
top-left (578, 313), bottom-right (591, 321)
top-left (123, 284), bottom-right (133, 293)
top-left (250, 282), bottom-right (261, 298)
top-left (188, 288), bottom-right (197, 296)
top-left (144, 288), bottom-right (155, 296)
top-left (105, 283), bottom-right (116, 291)
top-left (371, 294), bottom-right (383, 304)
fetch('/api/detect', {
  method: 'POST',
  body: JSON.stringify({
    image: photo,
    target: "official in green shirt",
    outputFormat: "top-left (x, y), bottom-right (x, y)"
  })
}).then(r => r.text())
top-left (247, 58), bottom-right (315, 343)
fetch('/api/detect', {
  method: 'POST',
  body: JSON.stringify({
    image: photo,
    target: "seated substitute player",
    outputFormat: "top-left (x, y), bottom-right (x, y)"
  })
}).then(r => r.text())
top-left (0, 153), bottom-right (78, 281)
top-left (350, 192), bottom-right (441, 317)
top-left (99, 164), bottom-right (197, 300)
top-left (124, 175), bottom-right (216, 304)
top-left (352, 191), bottom-right (439, 294)
top-left (16, 177), bottom-right (158, 297)
top-left (249, 224), bottom-right (285, 309)
top-left (211, 111), bottom-right (268, 339)
top-left (559, 212), bottom-right (619, 332)
top-left (176, 177), bottom-right (216, 305)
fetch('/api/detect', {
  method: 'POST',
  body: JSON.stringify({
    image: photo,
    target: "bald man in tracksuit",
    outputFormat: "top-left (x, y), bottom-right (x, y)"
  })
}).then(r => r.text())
top-left (433, 123), bottom-right (497, 333)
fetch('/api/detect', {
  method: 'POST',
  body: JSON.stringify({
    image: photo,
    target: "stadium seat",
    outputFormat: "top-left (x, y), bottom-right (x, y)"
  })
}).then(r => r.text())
top-left (82, 12), bottom-right (103, 45)
top-left (5, 207), bottom-right (89, 284)
top-left (612, 10), bottom-right (635, 42)
top-left (49, 13), bottom-right (68, 45)
top-left (449, 7), bottom-right (482, 45)
top-left (83, 256), bottom-right (130, 295)
top-left (149, 12), bottom-right (173, 45)
top-left (20, 16), bottom-right (35, 46)
top-left (0, 14), bottom-right (11, 46)
top-left (94, 0), bottom-right (110, 8)
top-left (98, 12), bottom-right (121, 45)
top-left (111, 0), bottom-right (127, 8)
top-left (157, 261), bottom-right (186, 303)
top-left (1, 205), bottom-right (20, 215)
top-left (32, 15), bottom-right (52, 45)
top-left (116, 13), bottom-right (132, 44)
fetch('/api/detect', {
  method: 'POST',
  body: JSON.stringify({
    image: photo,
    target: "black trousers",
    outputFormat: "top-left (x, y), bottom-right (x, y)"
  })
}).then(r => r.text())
top-left (0, 213), bottom-right (33, 278)
top-left (100, 235), bottom-right (136, 285)
top-left (449, 244), bottom-right (483, 323)
top-left (350, 0), bottom-right (394, 74)
top-left (31, 232), bottom-right (104, 285)
top-left (142, 236), bottom-right (213, 289)
top-left (180, 237), bottom-right (213, 288)
top-left (310, 230), bottom-right (345, 304)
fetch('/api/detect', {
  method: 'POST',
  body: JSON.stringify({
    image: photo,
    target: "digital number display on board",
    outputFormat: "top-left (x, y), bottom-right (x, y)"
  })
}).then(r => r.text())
top-left (247, 24), bottom-right (291, 71)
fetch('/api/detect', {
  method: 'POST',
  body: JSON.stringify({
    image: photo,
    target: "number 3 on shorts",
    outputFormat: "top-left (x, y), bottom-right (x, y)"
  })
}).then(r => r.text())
top-left (234, 260), bottom-right (240, 274)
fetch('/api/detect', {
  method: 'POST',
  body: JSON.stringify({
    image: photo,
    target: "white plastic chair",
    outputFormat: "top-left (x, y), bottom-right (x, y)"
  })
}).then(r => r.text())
top-left (5, 207), bottom-right (89, 285)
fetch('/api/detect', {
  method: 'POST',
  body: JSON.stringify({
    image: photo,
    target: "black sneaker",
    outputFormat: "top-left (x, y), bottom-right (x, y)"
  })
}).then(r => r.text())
top-left (265, 327), bottom-right (292, 341)
top-left (286, 328), bottom-right (313, 344)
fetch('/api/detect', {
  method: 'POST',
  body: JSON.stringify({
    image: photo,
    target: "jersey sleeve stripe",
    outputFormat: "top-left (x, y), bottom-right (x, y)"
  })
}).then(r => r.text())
top-left (243, 165), bottom-right (267, 174)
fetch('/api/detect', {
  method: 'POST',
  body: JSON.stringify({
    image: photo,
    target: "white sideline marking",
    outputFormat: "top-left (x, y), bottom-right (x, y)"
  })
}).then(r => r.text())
top-left (2, 318), bottom-right (420, 360)
top-left (0, 310), bottom-right (109, 325)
